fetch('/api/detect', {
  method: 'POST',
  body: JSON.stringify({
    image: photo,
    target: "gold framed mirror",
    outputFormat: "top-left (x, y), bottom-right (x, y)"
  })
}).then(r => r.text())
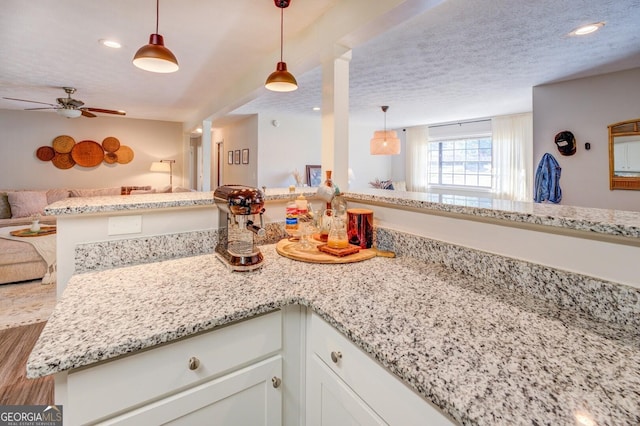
top-left (609, 118), bottom-right (640, 190)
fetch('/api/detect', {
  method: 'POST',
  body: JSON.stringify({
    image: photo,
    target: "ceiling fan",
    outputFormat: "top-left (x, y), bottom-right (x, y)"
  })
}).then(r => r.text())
top-left (3, 87), bottom-right (126, 118)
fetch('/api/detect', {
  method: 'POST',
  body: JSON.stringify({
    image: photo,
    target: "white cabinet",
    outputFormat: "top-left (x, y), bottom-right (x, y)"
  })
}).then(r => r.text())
top-left (614, 140), bottom-right (640, 173)
top-left (306, 312), bottom-right (455, 426)
top-left (102, 356), bottom-right (282, 425)
top-left (307, 353), bottom-right (386, 425)
top-left (56, 311), bottom-right (284, 425)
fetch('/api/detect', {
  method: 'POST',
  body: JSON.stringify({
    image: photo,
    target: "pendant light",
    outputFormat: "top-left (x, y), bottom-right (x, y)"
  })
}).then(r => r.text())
top-left (370, 106), bottom-right (401, 155)
top-left (265, 0), bottom-right (298, 92)
top-left (133, 0), bottom-right (179, 73)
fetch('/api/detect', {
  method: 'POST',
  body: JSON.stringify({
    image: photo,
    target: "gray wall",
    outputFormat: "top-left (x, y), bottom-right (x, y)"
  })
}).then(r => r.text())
top-left (532, 68), bottom-right (640, 210)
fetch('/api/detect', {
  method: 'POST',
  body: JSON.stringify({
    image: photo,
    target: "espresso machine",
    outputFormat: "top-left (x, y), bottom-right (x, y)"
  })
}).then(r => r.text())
top-left (214, 185), bottom-right (266, 271)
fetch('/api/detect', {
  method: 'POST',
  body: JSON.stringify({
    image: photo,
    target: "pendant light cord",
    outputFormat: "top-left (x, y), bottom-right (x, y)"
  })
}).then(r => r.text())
top-left (279, 6), bottom-right (284, 62)
top-left (155, 0), bottom-right (159, 34)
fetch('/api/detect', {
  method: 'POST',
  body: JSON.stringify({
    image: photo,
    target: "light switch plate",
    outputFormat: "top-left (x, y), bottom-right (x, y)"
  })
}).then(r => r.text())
top-left (108, 215), bottom-right (142, 235)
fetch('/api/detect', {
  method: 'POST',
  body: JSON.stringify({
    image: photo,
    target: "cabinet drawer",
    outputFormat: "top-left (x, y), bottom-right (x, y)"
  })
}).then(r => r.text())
top-left (309, 312), bottom-right (454, 425)
top-left (66, 310), bottom-right (282, 425)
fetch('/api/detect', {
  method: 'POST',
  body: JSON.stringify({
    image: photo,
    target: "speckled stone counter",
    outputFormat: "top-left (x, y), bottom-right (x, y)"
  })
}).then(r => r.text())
top-left (44, 191), bottom-right (215, 216)
top-left (343, 188), bottom-right (640, 239)
top-left (28, 246), bottom-right (640, 426)
top-left (43, 188), bottom-right (640, 240)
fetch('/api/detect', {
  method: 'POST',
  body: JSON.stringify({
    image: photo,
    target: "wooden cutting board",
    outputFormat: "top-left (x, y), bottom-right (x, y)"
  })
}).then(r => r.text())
top-left (276, 238), bottom-right (376, 264)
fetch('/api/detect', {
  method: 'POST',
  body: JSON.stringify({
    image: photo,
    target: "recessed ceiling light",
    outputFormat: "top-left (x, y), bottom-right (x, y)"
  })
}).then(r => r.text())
top-left (570, 22), bottom-right (605, 36)
top-left (99, 39), bottom-right (122, 49)
top-left (312, 107), bottom-right (320, 111)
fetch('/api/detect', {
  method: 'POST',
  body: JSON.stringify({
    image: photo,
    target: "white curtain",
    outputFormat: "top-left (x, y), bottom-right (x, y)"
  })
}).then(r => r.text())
top-left (492, 113), bottom-right (533, 201)
top-left (405, 125), bottom-right (429, 192)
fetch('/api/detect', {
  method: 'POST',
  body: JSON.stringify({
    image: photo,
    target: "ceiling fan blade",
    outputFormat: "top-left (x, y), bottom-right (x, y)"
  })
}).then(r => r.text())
top-left (24, 107), bottom-right (57, 110)
top-left (81, 110), bottom-right (97, 118)
top-left (3, 97), bottom-right (56, 107)
top-left (85, 107), bottom-right (126, 116)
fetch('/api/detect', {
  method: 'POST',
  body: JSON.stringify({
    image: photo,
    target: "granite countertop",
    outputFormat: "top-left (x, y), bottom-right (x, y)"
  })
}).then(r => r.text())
top-left (44, 188), bottom-right (640, 240)
top-left (28, 246), bottom-right (640, 426)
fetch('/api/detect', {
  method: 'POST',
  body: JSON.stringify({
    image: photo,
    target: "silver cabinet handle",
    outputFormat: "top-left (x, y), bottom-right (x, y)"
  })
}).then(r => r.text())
top-left (331, 351), bottom-right (342, 363)
top-left (188, 356), bottom-right (200, 371)
top-left (272, 376), bottom-right (282, 388)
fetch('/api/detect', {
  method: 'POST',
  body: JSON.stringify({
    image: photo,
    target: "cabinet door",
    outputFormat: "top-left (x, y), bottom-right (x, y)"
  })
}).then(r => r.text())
top-left (102, 356), bottom-right (282, 426)
top-left (307, 354), bottom-right (387, 426)
top-left (626, 142), bottom-right (640, 172)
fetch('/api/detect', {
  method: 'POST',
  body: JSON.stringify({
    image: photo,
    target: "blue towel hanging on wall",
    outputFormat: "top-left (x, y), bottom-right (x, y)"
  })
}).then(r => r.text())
top-left (534, 153), bottom-right (562, 203)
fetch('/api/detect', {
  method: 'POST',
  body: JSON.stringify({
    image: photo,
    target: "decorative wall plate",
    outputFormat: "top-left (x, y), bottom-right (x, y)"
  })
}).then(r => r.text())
top-left (103, 152), bottom-right (118, 164)
top-left (52, 153), bottom-right (76, 169)
top-left (71, 140), bottom-right (104, 167)
top-left (52, 135), bottom-right (76, 153)
top-left (102, 136), bottom-right (121, 153)
top-left (115, 145), bottom-right (134, 164)
top-left (36, 146), bottom-right (55, 161)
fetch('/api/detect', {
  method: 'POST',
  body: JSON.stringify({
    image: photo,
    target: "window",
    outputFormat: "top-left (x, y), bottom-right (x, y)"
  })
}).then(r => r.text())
top-left (427, 136), bottom-right (492, 188)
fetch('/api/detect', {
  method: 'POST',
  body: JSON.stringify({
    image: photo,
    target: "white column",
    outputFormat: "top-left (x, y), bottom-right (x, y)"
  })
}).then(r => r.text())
top-left (321, 46), bottom-right (352, 191)
top-left (201, 120), bottom-right (212, 191)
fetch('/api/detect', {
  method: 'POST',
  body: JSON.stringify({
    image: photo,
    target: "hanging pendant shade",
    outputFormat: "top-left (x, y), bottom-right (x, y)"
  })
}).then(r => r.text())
top-left (370, 130), bottom-right (401, 155)
top-left (370, 106), bottom-right (401, 155)
top-left (266, 62), bottom-right (298, 92)
top-left (265, 0), bottom-right (297, 92)
top-left (133, 0), bottom-right (179, 73)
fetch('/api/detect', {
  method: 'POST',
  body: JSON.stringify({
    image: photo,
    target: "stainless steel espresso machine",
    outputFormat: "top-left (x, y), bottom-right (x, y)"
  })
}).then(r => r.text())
top-left (214, 185), bottom-right (266, 271)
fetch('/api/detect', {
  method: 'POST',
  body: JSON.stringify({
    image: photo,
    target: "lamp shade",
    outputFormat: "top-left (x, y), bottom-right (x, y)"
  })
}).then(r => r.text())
top-left (265, 62), bottom-right (298, 92)
top-left (370, 130), bottom-right (401, 155)
top-left (133, 34), bottom-right (179, 73)
top-left (150, 161), bottom-right (171, 172)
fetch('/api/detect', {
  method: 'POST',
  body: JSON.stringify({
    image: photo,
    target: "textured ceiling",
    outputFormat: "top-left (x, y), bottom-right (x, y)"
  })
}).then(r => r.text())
top-left (1, 0), bottom-right (639, 129)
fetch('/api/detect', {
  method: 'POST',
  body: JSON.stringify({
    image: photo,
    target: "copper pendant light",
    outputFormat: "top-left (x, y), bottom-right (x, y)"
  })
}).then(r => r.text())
top-left (265, 0), bottom-right (298, 92)
top-left (370, 106), bottom-right (401, 155)
top-left (133, 0), bottom-right (179, 73)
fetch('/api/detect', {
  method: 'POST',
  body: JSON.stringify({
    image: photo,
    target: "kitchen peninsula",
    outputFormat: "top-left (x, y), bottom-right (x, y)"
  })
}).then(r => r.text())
top-left (28, 190), bottom-right (640, 425)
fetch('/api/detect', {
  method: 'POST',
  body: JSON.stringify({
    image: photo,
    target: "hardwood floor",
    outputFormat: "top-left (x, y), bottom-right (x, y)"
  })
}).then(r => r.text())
top-left (0, 322), bottom-right (53, 405)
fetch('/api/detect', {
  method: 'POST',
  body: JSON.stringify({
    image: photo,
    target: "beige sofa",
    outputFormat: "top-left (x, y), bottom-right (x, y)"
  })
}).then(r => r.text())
top-left (0, 186), bottom-right (158, 285)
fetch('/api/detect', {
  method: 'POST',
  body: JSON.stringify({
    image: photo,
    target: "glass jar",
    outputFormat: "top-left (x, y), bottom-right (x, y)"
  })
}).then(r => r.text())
top-left (327, 215), bottom-right (349, 249)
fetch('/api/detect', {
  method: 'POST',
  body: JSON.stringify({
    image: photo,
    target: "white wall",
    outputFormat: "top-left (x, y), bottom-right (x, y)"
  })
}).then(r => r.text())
top-left (348, 121), bottom-right (393, 189)
top-left (0, 110), bottom-right (183, 190)
top-left (215, 112), bottom-right (396, 191)
top-left (533, 68), bottom-right (640, 211)
top-left (218, 115), bottom-right (258, 187)
top-left (257, 113), bottom-right (321, 188)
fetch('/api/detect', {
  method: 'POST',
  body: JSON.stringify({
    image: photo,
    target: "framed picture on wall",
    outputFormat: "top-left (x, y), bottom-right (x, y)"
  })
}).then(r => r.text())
top-left (306, 165), bottom-right (322, 187)
top-left (242, 149), bottom-right (249, 164)
top-left (234, 150), bottom-right (241, 164)
top-left (228, 151), bottom-right (233, 165)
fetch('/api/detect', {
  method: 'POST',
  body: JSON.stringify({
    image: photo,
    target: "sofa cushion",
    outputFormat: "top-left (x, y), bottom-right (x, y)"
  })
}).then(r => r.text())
top-left (130, 189), bottom-right (156, 195)
top-left (46, 188), bottom-right (70, 204)
top-left (0, 192), bottom-right (11, 219)
top-left (7, 191), bottom-right (48, 218)
top-left (70, 187), bottom-right (121, 197)
top-left (121, 186), bottom-right (152, 195)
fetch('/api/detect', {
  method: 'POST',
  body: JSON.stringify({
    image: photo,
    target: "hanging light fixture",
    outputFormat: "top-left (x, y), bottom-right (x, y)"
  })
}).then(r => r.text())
top-left (370, 106), bottom-right (401, 155)
top-left (133, 0), bottom-right (179, 73)
top-left (265, 0), bottom-right (297, 92)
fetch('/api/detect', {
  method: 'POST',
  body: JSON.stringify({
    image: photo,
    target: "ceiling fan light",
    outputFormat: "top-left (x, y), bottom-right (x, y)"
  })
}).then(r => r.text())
top-left (265, 62), bottom-right (298, 92)
top-left (133, 34), bottom-right (179, 73)
top-left (56, 108), bottom-right (82, 119)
